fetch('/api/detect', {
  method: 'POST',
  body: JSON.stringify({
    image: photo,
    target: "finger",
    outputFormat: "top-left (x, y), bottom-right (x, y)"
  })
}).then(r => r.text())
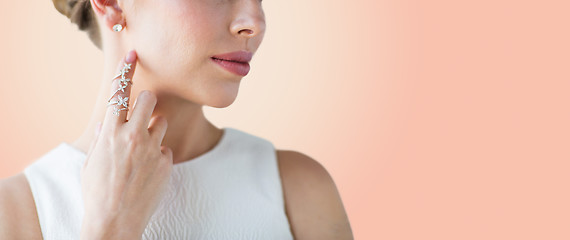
top-left (84, 122), bottom-right (102, 168)
top-left (128, 90), bottom-right (157, 130)
top-left (89, 122), bottom-right (102, 152)
top-left (103, 50), bottom-right (137, 129)
top-left (148, 115), bottom-right (168, 145)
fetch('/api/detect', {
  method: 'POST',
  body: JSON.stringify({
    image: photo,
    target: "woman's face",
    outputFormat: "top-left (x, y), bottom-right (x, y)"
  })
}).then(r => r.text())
top-left (122, 0), bottom-right (266, 107)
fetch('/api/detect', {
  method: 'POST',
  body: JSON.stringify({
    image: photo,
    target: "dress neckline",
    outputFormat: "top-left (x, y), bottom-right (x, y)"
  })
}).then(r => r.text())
top-left (61, 127), bottom-right (231, 168)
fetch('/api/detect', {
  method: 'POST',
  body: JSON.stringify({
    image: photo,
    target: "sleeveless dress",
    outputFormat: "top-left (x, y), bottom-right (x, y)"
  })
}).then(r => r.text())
top-left (23, 127), bottom-right (294, 240)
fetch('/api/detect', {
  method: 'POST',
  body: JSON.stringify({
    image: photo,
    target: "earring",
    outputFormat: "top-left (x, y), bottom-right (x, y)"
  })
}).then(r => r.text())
top-left (113, 24), bottom-right (124, 32)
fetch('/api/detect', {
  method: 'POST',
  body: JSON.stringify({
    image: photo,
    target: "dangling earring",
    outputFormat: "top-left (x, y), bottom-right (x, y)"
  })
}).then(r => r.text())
top-left (113, 24), bottom-right (124, 32)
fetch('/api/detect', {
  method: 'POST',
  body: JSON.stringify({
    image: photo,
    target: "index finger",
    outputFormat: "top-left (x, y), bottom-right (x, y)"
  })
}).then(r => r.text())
top-left (103, 50), bottom-right (138, 129)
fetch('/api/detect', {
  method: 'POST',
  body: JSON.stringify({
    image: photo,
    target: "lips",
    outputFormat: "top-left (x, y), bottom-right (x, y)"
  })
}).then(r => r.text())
top-left (211, 51), bottom-right (253, 64)
top-left (212, 57), bottom-right (245, 63)
top-left (211, 50), bottom-right (253, 76)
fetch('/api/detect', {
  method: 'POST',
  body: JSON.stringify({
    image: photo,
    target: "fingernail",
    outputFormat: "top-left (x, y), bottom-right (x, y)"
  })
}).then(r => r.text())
top-left (125, 50), bottom-right (137, 63)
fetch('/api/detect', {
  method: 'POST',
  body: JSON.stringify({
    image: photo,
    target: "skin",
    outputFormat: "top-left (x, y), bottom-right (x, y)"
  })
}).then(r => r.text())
top-left (0, 0), bottom-right (353, 239)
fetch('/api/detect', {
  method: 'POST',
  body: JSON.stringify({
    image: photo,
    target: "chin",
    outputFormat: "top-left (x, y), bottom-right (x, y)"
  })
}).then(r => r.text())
top-left (203, 85), bottom-right (240, 108)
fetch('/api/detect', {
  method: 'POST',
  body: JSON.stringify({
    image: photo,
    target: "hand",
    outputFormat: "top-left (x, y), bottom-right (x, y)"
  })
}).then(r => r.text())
top-left (79, 50), bottom-right (173, 240)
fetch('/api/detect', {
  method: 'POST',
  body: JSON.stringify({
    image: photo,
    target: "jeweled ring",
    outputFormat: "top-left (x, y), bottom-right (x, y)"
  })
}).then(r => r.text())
top-left (107, 62), bottom-right (134, 115)
top-left (108, 96), bottom-right (129, 108)
top-left (110, 106), bottom-right (128, 116)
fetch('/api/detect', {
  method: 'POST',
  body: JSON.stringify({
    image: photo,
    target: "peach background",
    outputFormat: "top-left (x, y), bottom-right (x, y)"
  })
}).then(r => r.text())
top-left (1, 0), bottom-right (569, 239)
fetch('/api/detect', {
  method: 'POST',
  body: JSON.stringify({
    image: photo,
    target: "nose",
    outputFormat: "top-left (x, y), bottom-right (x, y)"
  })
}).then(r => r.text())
top-left (230, 1), bottom-right (266, 39)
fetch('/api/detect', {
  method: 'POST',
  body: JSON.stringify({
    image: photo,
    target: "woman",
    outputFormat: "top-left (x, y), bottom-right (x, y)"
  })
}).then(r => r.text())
top-left (0, 0), bottom-right (353, 239)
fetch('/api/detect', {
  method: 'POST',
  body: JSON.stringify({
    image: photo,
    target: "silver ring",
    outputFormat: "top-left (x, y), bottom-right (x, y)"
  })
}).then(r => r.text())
top-left (107, 63), bottom-right (134, 109)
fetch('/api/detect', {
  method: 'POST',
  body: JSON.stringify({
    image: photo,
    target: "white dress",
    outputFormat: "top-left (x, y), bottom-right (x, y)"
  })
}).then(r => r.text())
top-left (23, 127), bottom-right (294, 240)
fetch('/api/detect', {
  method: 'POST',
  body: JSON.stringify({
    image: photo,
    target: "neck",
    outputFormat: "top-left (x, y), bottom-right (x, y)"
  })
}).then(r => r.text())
top-left (72, 48), bottom-right (223, 165)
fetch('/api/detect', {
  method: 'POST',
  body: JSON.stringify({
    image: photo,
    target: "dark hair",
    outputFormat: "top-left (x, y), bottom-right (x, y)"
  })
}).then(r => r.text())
top-left (52, 0), bottom-right (102, 49)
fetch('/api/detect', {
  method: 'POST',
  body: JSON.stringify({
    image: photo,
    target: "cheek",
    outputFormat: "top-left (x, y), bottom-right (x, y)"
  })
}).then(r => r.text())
top-left (132, 2), bottom-right (220, 81)
top-left (170, 4), bottom-right (221, 52)
top-left (168, 8), bottom-right (221, 81)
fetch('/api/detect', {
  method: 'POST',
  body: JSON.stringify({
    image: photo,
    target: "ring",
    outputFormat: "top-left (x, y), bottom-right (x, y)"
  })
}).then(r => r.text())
top-left (107, 62), bottom-right (134, 116)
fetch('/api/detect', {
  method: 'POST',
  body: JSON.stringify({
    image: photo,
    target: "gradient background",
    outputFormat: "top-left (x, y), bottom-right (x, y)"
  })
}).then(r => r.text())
top-left (1, 0), bottom-right (569, 239)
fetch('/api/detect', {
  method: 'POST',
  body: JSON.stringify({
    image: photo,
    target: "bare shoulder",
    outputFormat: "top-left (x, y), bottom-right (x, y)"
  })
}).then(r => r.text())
top-left (276, 150), bottom-right (354, 240)
top-left (0, 173), bottom-right (43, 239)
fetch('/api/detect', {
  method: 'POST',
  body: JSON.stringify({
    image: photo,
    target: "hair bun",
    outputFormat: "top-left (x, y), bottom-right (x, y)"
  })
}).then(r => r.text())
top-left (51, 0), bottom-right (102, 49)
top-left (51, 0), bottom-right (94, 30)
top-left (52, 0), bottom-right (78, 18)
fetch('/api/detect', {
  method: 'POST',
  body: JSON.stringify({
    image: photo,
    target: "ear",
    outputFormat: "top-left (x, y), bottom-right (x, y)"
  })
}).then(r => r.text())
top-left (90, 0), bottom-right (125, 32)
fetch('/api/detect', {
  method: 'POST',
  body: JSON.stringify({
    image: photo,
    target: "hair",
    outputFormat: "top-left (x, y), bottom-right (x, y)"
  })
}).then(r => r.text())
top-left (52, 0), bottom-right (102, 49)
